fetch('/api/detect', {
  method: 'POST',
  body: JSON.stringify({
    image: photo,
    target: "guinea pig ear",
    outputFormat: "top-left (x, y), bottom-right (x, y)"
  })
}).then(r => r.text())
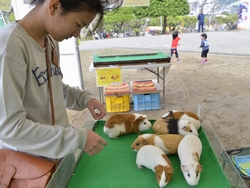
top-left (197, 164), bottom-right (203, 172)
top-left (154, 165), bottom-right (163, 173)
top-left (182, 126), bottom-right (187, 130)
top-left (181, 165), bottom-right (189, 172)
top-left (181, 126), bottom-right (193, 133)
top-left (142, 139), bottom-right (148, 145)
top-left (167, 167), bottom-right (174, 174)
top-left (167, 111), bottom-right (173, 118)
top-left (136, 116), bottom-right (145, 123)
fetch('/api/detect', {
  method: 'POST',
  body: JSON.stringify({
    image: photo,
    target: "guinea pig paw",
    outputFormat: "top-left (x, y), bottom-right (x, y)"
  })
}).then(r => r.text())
top-left (108, 135), bottom-right (119, 139)
top-left (137, 166), bottom-right (143, 170)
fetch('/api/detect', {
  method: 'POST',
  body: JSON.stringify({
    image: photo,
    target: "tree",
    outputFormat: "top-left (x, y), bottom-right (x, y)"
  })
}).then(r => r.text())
top-left (181, 16), bottom-right (198, 31)
top-left (216, 14), bottom-right (238, 30)
top-left (133, 0), bottom-right (190, 34)
top-left (104, 7), bottom-right (135, 33)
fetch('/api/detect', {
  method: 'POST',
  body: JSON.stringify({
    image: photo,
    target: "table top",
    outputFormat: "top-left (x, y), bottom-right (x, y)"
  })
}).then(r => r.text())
top-left (93, 51), bottom-right (171, 67)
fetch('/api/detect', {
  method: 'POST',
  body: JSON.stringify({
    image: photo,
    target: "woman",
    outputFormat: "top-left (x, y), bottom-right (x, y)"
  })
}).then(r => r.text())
top-left (0, 0), bottom-right (122, 159)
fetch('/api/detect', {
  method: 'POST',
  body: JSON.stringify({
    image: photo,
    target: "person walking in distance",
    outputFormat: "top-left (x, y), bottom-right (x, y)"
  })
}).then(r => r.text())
top-left (170, 30), bottom-right (182, 63)
top-left (197, 10), bottom-right (205, 33)
top-left (199, 33), bottom-right (209, 64)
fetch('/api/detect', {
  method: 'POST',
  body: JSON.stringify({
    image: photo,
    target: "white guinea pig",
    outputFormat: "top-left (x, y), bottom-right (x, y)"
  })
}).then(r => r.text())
top-left (152, 118), bottom-right (198, 136)
top-left (136, 145), bottom-right (174, 188)
top-left (162, 110), bottom-right (201, 131)
top-left (131, 133), bottom-right (183, 155)
top-left (103, 113), bottom-right (152, 138)
top-left (177, 135), bottom-right (203, 186)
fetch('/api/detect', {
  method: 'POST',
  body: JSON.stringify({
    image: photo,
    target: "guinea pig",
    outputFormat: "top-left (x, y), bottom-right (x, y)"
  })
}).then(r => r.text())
top-left (136, 145), bottom-right (174, 188)
top-left (152, 118), bottom-right (198, 136)
top-left (162, 110), bottom-right (201, 131)
top-left (131, 133), bottom-right (183, 155)
top-left (103, 113), bottom-right (152, 138)
top-left (177, 135), bottom-right (203, 186)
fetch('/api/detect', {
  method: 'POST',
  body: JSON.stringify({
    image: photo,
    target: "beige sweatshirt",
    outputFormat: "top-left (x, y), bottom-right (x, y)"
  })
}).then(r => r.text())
top-left (0, 22), bottom-right (94, 159)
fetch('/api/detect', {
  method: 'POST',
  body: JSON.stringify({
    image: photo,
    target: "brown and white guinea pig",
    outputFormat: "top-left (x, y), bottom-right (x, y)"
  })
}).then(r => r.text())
top-left (162, 110), bottom-right (201, 131)
top-left (103, 113), bottom-right (152, 138)
top-left (178, 135), bottom-right (203, 186)
top-left (152, 118), bottom-right (198, 136)
top-left (131, 133), bottom-right (183, 155)
top-left (136, 145), bottom-right (174, 188)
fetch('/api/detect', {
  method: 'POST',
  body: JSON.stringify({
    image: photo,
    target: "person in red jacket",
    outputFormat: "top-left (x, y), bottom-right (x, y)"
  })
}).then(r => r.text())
top-left (170, 30), bottom-right (182, 63)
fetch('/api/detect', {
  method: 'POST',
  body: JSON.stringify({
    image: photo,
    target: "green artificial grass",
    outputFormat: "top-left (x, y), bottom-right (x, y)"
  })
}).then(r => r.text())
top-left (68, 120), bottom-right (230, 188)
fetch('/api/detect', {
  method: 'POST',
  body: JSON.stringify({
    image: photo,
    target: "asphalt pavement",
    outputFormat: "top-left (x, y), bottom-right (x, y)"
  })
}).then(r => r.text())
top-left (79, 30), bottom-right (250, 56)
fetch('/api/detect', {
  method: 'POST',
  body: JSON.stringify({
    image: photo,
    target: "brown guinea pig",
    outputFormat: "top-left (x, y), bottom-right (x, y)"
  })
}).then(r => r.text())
top-left (103, 113), bottom-right (152, 138)
top-left (131, 133), bottom-right (183, 155)
top-left (152, 118), bottom-right (198, 136)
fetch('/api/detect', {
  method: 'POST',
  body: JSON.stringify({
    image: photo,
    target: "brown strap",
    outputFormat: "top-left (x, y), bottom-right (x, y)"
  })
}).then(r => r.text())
top-left (44, 36), bottom-right (55, 125)
top-left (47, 36), bottom-right (59, 66)
top-left (1, 165), bottom-right (16, 187)
top-left (45, 36), bottom-right (61, 166)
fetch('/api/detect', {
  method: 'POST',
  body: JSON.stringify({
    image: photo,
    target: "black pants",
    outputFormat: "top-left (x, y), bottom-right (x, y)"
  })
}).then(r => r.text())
top-left (201, 49), bottom-right (209, 57)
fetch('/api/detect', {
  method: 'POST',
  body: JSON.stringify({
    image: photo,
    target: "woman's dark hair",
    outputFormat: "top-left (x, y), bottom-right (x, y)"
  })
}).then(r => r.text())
top-left (30, 0), bottom-right (123, 28)
top-left (201, 33), bottom-right (207, 39)
top-left (172, 31), bottom-right (178, 39)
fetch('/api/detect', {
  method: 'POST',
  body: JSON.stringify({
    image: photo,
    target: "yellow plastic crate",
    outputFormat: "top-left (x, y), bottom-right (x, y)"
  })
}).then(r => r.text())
top-left (105, 94), bottom-right (130, 113)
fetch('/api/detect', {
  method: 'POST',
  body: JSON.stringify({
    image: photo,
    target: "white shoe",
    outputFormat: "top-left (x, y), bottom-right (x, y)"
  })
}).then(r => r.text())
top-left (177, 59), bottom-right (182, 63)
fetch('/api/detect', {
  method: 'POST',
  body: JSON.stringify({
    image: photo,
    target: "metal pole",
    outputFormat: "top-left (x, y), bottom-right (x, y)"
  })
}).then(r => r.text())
top-left (74, 38), bottom-right (84, 90)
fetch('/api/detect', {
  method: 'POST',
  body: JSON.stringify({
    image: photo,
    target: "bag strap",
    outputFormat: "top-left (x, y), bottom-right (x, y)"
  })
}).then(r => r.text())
top-left (44, 36), bottom-right (60, 167)
top-left (44, 36), bottom-right (56, 125)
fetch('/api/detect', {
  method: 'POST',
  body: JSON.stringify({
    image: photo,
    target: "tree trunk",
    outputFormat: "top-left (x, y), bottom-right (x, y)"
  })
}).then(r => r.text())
top-left (142, 18), bottom-right (150, 34)
top-left (162, 16), bottom-right (167, 34)
top-left (200, 0), bottom-right (208, 12)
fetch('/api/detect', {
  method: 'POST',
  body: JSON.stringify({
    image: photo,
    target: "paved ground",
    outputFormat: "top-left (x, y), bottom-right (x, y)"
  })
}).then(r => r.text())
top-left (79, 30), bottom-right (250, 56)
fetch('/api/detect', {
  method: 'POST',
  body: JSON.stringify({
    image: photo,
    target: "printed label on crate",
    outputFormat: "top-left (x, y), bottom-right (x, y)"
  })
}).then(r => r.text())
top-left (96, 67), bottom-right (122, 87)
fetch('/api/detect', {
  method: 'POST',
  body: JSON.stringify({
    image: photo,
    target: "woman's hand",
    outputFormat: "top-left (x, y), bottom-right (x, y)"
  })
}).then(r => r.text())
top-left (86, 98), bottom-right (106, 120)
top-left (83, 130), bottom-right (108, 156)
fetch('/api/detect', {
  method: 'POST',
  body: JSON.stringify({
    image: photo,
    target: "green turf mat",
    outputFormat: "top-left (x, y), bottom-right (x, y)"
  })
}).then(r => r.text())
top-left (68, 120), bottom-right (230, 188)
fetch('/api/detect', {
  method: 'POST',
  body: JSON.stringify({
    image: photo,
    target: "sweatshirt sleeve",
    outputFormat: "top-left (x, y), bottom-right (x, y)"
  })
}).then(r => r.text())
top-left (62, 83), bottom-right (95, 111)
top-left (0, 116), bottom-right (88, 159)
